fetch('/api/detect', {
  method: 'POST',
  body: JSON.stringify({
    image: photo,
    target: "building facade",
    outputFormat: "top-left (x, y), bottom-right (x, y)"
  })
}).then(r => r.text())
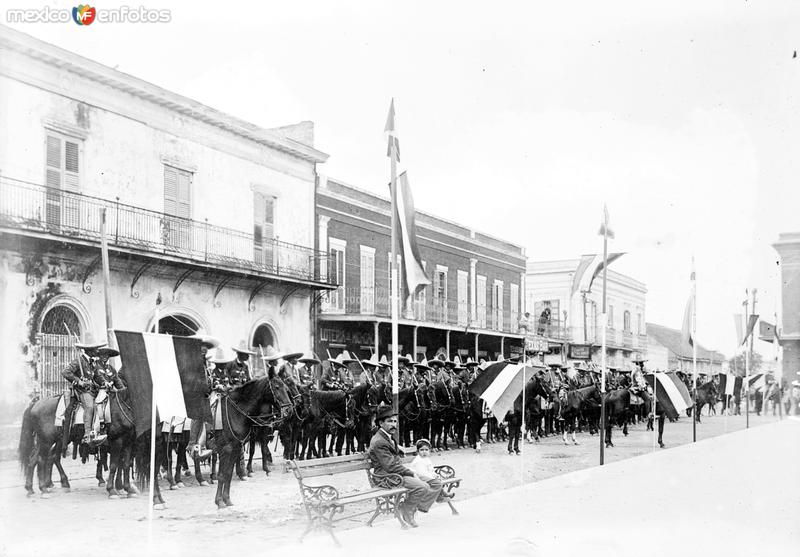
top-left (0, 27), bottom-right (333, 425)
top-left (525, 258), bottom-right (647, 369)
top-left (316, 176), bottom-right (526, 362)
top-left (772, 232), bottom-right (800, 386)
top-left (645, 323), bottom-right (725, 375)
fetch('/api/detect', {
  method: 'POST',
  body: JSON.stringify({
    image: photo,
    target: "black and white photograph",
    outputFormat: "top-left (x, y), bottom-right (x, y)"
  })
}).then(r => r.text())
top-left (0, 1), bottom-right (798, 556)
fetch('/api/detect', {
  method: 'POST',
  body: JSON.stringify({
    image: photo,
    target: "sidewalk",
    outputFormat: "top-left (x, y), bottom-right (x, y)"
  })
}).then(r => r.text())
top-left (301, 418), bottom-right (800, 557)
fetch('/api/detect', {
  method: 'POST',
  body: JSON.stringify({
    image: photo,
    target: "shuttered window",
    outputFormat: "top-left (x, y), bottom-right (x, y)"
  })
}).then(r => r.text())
top-left (163, 165), bottom-right (192, 250)
top-left (44, 133), bottom-right (81, 230)
top-left (253, 191), bottom-right (276, 267)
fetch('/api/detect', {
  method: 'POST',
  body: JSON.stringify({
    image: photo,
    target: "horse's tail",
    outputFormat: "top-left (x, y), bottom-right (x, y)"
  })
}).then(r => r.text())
top-left (18, 400), bottom-right (36, 474)
top-left (134, 432), bottom-right (151, 489)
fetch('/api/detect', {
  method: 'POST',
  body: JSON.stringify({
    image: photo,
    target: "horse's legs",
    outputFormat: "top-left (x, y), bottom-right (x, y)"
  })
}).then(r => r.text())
top-left (657, 414), bottom-right (666, 448)
top-left (605, 421), bottom-right (613, 448)
top-left (107, 441), bottom-right (121, 498)
top-left (247, 435), bottom-right (256, 475)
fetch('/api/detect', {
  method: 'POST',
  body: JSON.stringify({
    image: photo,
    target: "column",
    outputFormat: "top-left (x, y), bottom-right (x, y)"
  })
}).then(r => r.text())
top-left (500, 336), bottom-right (505, 359)
top-left (374, 321), bottom-right (380, 357)
top-left (474, 333), bottom-right (479, 361)
top-left (413, 326), bottom-right (418, 361)
top-left (318, 215), bottom-right (330, 280)
top-left (446, 330), bottom-right (451, 359)
top-left (470, 258), bottom-right (478, 323)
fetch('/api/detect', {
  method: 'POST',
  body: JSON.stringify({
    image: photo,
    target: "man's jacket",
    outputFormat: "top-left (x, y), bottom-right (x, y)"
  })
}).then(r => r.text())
top-left (368, 429), bottom-right (413, 477)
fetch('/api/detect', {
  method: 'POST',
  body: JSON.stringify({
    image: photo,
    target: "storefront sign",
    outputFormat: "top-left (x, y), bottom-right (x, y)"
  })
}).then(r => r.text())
top-left (524, 337), bottom-right (548, 353)
top-left (568, 344), bottom-right (592, 360)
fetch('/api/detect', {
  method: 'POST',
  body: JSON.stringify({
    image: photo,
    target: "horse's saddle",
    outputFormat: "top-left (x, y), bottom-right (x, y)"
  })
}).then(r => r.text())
top-left (54, 392), bottom-right (110, 428)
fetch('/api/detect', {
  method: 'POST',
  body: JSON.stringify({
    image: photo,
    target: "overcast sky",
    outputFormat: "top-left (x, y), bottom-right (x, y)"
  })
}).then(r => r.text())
top-left (7, 0), bottom-right (799, 359)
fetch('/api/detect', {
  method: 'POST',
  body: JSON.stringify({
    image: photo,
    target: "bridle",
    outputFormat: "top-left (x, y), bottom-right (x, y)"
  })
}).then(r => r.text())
top-left (222, 379), bottom-right (293, 444)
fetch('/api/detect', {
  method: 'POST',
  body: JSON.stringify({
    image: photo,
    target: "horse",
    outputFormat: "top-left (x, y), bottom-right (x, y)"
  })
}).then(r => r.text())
top-left (19, 387), bottom-right (138, 498)
top-left (603, 388), bottom-right (635, 448)
top-left (138, 374), bottom-right (291, 509)
top-left (522, 375), bottom-right (553, 443)
top-left (466, 392), bottom-right (485, 450)
top-left (552, 385), bottom-right (601, 445)
top-left (694, 381), bottom-right (718, 422)
top-left (429, 381), bottom-right (456, 451)
top-left (303, 388), bottom-right (352, 459)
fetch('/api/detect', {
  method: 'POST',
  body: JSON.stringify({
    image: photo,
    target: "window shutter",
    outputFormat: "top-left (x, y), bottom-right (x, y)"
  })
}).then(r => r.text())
top-left (46, 135), bottom-right (62, 189)
top-left (63, 141), bottom-right (79, 192)
top-left (176, 170), bottom-right (191, 218)
top-left (253, 191), bottom-right (265, 247)
top-left (164, 166), bottom-right (178, 215)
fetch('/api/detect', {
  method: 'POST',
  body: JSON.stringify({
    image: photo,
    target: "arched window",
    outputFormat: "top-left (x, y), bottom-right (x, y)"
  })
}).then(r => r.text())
top-left (623, 310), bottom-right (631, 332)
top-left (250, 323), bottom-right (276, 377)
top-left (151, 314), bottom-right (199, 336)
top-left (38, 305), bottom-right (82, 396)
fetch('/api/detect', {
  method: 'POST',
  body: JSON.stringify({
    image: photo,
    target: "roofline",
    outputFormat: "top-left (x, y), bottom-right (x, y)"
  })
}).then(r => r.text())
top-left (0, 24), bottom-right (329, 164)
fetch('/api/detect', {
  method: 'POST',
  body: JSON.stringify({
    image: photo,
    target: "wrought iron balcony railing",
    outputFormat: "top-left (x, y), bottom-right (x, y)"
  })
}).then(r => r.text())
top-left (321, 286), bottom-right (523, 334)
top-left (0, 176), bottom-right (334, 286)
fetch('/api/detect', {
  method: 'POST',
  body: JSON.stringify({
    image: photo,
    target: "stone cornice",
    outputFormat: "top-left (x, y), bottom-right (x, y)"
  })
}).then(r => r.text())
top-left (0, 25), bottom-right (329, 164)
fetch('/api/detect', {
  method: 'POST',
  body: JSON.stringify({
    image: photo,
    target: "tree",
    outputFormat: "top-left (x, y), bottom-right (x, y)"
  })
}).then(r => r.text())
top-left (727, 352), bottom-right (763, 377)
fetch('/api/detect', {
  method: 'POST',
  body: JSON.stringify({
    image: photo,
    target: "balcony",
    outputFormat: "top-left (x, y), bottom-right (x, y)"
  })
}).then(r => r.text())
top-left (0, 176), bottom-right (334, 287)
top-left (321, 286), bottom-right (522, 334)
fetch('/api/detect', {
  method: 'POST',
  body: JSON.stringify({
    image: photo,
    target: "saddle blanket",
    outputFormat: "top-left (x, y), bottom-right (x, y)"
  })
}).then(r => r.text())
top-left (54, 393), bottom-right (110, 427)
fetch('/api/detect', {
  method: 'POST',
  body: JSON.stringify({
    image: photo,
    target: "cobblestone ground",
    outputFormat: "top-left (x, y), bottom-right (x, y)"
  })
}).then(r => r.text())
top-left (0, 409), bottom-right (783, 556)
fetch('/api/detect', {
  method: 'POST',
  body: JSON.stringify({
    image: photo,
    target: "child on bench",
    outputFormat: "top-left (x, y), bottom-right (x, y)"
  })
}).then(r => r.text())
top-left (409, 439), bottom-right (453, 502)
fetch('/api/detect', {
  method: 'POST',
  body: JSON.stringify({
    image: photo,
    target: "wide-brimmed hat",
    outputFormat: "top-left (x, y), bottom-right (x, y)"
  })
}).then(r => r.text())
top-left (282, 350), bottom-right (304, 361)
top-left (261, 345), bottom-right (283, 362)
top-left (298, 352), bottom-right (321, 365)
top-left (428, 356), bottom-right (445, 369)
top-left (361, 353), bottom-right (380, 368)
top-left (329, 350), bottom-right (355, 368)
top-left (375, 404), bottom-right (397, 423)
top-left (232, 340), bottom-right (255, 355)
top-left (398, 354), bottom-right (413, 365)
top-left (189, 329), bottom-right (220, 349)
top-left (96, 346), bottom-right (120, 358)
top-left (75, 332), bottom-right (107, 350)
top-left (414, 358), bottom-right (431, 371)
top-left (464, 357), bottom-right (479, 368)
top-left (209, 347), bottom-right (235, 365)
top-left (378, 355), bottom-right (391, 369)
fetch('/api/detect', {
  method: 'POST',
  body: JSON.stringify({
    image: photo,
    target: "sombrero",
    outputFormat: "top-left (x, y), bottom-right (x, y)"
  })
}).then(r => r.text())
top-left (428, 356), bottom-right (445, 369)
top-left (75, 332), bottom-right (107, 350)
top-left (282, 350), bottom-right (304, 361)
top-left (96, 346), bottom-right (120, 358)
top-left (298, 352), bottom-right (321, 365)
top-left (398, 354), bottom-right (413, 365)
top-left (189, 329), bottom-right (220, 349)
top-left (414, 358), bottom-right (431, 371)
top-left (260, 345), bottom-right (283, 362)
top-left (361, 353), bottom-right (380, 368)
top-left (378, 355), bottom-right (391, 369)
top-left (209, 347), bottom-right (235, 365)
top-left (232, 340), bottom-right (255, 355)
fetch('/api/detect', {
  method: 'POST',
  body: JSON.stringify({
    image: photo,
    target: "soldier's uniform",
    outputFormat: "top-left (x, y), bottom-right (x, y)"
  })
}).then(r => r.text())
top-left (225, 358), bottom-right (252, 387)
top-left (321, 362), bottom-right (344, 390)
top-left (61, 351), bottom-right (101, 447)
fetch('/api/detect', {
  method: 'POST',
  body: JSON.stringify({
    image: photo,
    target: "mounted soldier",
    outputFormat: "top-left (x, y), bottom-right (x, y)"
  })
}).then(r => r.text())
top-left (187, 331), bottom-right (219, 460)
top-left (359, 353), bottom-right (380, 385)
top-left (397, 354), bottom-right (416, 388)
top-left (298, 352), bottom-right (321, 389)
top-left (60, 333), bottom-right (106, 449)
top-left (430, 355), bottom-right (449, 385)
top-left (414, 357), bottom-right (434, 386)
top-left (378, 355), bottom-right (393, 387)
top-left (277, 348), bottom-right (305, 394)
top-left (89, 346), bottom-right (126, 444)
top-left (225, 340), bottom-right (255, 387)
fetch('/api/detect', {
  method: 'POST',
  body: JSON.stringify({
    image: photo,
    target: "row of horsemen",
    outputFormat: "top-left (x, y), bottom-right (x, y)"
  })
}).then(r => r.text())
top-left (60, 330), bottom-right (659, 463)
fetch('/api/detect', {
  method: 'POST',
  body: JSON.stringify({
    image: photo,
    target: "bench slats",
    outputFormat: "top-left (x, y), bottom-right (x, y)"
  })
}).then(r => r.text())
top-left (293, 461), bottom-right (370, 478)
top-left (290, 453), bottom-right (368, 468)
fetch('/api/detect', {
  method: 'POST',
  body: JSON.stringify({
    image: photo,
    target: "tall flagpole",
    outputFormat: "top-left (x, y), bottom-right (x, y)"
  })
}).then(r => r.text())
top-left (692, 260), bottom-right (697, 443)
top-left (388, 99), bottom-right (400, 442)
top-left (599, 204), bottom-right (610, 466)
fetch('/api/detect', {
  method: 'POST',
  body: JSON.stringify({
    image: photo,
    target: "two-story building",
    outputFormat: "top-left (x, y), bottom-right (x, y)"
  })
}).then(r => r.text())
top-left (315, 176), bottom-right (526, 362)
top-left (525, 258), bottom-right (647, 369)
top-left (0, 26), bottom-right (333, 422)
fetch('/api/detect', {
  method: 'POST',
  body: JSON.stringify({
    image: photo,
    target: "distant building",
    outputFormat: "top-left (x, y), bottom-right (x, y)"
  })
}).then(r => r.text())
top-left (316, 176), bottom-right (526, 362)
top-left (646, 323), bottom-right (725, 375)
top-left (772, 232), bottom-right (800, 387)
top-left (525, 258), bottom-right (647, 369)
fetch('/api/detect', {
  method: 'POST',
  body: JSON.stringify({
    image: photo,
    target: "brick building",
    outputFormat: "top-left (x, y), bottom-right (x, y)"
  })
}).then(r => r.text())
top-left (315, 176), bottom-right (526, 362)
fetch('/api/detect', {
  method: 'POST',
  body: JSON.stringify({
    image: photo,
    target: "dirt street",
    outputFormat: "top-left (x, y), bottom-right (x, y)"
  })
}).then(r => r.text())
top-left (0, 410), bottom-right (782, 556)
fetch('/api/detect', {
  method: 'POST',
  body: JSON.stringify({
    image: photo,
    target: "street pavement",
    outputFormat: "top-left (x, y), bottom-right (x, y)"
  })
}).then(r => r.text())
top-left (301, 418), bottom-right (799, 557)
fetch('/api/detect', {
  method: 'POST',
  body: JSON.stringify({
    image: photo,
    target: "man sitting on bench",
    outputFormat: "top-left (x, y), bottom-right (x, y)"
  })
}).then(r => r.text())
top-left (368, 405), bottom-right (441, 528)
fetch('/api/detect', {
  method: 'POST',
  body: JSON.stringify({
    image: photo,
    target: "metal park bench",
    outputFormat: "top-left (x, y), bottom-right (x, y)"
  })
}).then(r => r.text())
top-left (288, 448), bottom-right (461, 544)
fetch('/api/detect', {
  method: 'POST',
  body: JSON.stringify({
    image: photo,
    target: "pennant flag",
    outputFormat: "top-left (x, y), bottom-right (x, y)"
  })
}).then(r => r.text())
top-left (758, 320), bottom-right (777, 342)
top-left (645, 372), bottom-right (692, 420)
top-left (747, 373), bottom-right (766, 392)
top-left (469, 361), bottom-right (533, 419)
top-left (394, 172), bottom-right (430, 304)
top-left (385, 98), bottom-right (400, 161)
top-left (681, 294), bottom-right (695, 348)
top-left (115, 330), bottom-right (212, 435)
top-left (597, 203), bottom-right (615, 239)
top-left (741, 314), bottom-right (759, 345)
top-left (719, 373), bottom-right (743, 396)
top-left (733, 314), bottom-right (744, 346)
top-left (569, 253), bottom-right (625, 297)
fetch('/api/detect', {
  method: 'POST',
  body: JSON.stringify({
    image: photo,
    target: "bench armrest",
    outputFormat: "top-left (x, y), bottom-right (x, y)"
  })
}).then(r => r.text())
top-left (434, 465), bottom-right (456, 480)
top-left (301, 484), bottom-right (340, 506)
top-left (368, 471), bottom-right (405, 489)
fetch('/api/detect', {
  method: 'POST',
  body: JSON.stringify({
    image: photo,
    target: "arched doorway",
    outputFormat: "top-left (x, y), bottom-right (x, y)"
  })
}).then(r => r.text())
top-left (38, 304), bottom-right (83, 396)
top-left (150, 314), bottom-right (199, 336)
top-left (250, 323), bottom-right (276, 377)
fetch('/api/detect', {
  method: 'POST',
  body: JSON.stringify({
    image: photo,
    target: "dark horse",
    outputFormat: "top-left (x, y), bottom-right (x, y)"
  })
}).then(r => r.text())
top-left (553, 385), bottom-right (601, 445)
top-left (19, 389), bottom-right (138, 498)
top-left (693, 381), bottom-right (718, 423)
top-left (138, 375), bottom-right (291, 509)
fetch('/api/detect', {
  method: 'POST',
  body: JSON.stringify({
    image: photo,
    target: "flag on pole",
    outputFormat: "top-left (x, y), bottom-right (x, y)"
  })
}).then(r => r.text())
top-left (469, 361), bottom-right (532, 420)
top-left (741, 314), bottom-right (759, 345)
top-left (597, 203), bottom-right (615, 239)
top-left (115, 330), bottom-right (212, 434)
top-left (394, 172), bottom-right (430, 304)
top-left (719, 373), bottom-right (743, 396)
top-left (569, 252), bottom-right (625, 297)
top-left (747, 373), bottom-right (766, 392)
top-left (645, 372), bottom-right (692, 419)
top-left (681, 294), bottom-right (695, 348)
top-left (733, 314), bottom-right (744, 346)
top-left (385, 98), bottom-right (400, 161)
